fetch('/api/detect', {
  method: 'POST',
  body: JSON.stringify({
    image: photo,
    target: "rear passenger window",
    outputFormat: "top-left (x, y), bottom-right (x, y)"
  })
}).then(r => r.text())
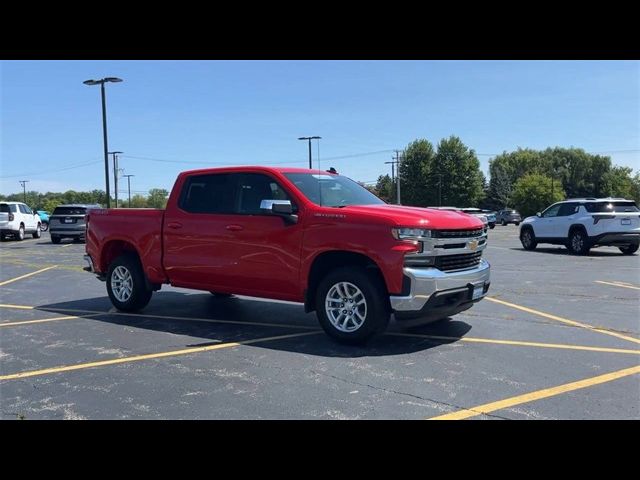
top-left (180, 174), bottom-right (237, 214)
top-left (558, 203), bottom-right (579, 216)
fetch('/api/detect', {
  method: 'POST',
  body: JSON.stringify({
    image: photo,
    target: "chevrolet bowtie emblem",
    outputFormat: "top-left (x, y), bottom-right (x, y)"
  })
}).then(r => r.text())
top-left (468, 240), bottom-right (479, 251)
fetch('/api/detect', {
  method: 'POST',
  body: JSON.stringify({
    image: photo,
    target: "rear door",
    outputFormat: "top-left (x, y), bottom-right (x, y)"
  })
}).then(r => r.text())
top-left (19, 204), bottom-right (37, 231)
top-left (551, 202), bottom-right (579, 238)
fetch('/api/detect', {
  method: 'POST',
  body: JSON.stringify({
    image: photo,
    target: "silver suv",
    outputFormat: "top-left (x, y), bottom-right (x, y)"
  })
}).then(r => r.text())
top-left (497, 209), bottom-right (521, 226)
top-left (49, 204), bottom-right (100, 244)
top-left (519, 198), bottom-right (640, 255)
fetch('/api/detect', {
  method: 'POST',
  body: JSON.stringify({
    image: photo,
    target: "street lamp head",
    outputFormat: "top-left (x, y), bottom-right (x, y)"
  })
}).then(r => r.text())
top-left (311, 136), bottom-right (322, 140)
top-left (83, 79), bottom-right (101, 85)
top-left (108, 151), bottom-right (123, 155)
top-left (104, 77), bottom-right (123, 83)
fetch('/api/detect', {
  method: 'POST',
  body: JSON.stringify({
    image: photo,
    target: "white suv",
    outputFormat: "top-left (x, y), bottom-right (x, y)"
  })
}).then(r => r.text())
top-left (0, 202), bottom-right (42, 241)
top-left (519, 198), bottom-right (640, 255)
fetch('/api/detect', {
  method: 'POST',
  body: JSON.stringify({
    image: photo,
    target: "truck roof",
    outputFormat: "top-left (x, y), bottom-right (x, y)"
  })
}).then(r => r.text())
top-left (179, 166), bottom-right (337, 176)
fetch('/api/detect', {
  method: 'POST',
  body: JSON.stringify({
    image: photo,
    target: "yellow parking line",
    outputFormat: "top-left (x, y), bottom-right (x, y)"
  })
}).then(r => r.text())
top-left (0, 331), bottom-right (319, 381)
top-left (387, 332), bottom-right (640, 356)
top-left (0, 266), bottom-right (58, 287)
top-left (0, 314), bottom-right (99, 327)
top-left (486, 297), bottom-right (640, 346)
top-left (0, 303), bottom-right (318, 331)
top-left (429, 364), bottom-right (640, 420)
top-left (595, 280), bottom-right (640, 291)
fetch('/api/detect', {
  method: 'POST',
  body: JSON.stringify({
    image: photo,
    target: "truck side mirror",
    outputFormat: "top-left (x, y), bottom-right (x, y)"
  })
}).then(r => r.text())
top-left (261, 199), bottom-right (293, 214)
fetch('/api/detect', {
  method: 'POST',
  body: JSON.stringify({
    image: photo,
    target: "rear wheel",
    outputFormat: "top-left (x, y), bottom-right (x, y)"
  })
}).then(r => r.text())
top-left (515, 222), bottom-right (520, 226)
top-left (41, 221), bottom-right (49, 232)
top-left (520, 227), bottom-right (537, 250)
top-left (32, 225), bottom-right (41, 239)
top-left (51, 235), bottom-right (61, 244)
top-left (0, 233), bottom-right (5, 242)
top-left (315, 267), bottom-right (389, 344)
top-left (568, 229), bottom-right (590, 255)
top-left (17, 225), bottom-right (25, 241)
top-left (619, 244), bottom-right (639, 255)
top-left (106, 254), bottom-right (153, 311)
top-left (501, 220), bottom-right (506, 226)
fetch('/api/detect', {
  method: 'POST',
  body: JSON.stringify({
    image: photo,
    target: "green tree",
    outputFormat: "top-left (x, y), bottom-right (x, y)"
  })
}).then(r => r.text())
top-left (374, 174), bottom-right (394, 203)
top-left (398, 139), bottom-right (435, 206)
top-left (601, 166), bottom-right (635, 199)
top-left (433, 136), bottom-right (485, 207)
top-left (511, 173), bottom-right (566, 219)
top-left (128, 194), bottom-right (148, 208)
top-left (147, 189), bottom-right (169, 209)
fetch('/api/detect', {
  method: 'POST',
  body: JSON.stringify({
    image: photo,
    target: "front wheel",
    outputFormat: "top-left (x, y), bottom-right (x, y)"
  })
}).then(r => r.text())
top-left (520, 228), bottom-right (537, 250)
top-left (515, 222), bottom-right (520, 226)
top-left (315, 267), bottom-right (389, 344)
top-left (17, 225), bottom-right (25, 241)
top-left (619, 244), bottom-right (639, 255)
top-left (568, 229), bottom-right (590, 255)
top-left (106, 254), bottom-right (153, 311)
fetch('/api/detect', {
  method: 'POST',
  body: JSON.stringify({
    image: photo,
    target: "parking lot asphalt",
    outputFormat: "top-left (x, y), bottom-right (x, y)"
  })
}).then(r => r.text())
top-left (1, 227), bottom-right (638, 419)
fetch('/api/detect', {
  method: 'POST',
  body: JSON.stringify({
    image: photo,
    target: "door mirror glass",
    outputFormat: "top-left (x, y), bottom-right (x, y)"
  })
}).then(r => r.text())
top-left (536, 212), bottom-right (541, 217)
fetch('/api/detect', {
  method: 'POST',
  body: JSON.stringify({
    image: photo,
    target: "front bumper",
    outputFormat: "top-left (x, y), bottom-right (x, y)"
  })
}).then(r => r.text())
top-left (390, 259), bottom-right (490, 321)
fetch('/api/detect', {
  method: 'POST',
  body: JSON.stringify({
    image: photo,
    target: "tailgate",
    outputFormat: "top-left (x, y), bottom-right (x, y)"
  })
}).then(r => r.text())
top-left (0, 212), bottom-right (8, 226)
top-left (592, 212), bottom-right (640, 232)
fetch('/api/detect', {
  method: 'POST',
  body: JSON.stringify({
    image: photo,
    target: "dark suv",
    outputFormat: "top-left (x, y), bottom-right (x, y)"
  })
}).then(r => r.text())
top-left (497, 209), bottom-right (522, 226)
top-left (49, 204), bottom-right (100, 244)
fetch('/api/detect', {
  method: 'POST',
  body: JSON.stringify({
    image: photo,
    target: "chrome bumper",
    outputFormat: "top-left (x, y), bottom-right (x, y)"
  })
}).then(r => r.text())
top-left (390, 259), bottom-right (491, 312)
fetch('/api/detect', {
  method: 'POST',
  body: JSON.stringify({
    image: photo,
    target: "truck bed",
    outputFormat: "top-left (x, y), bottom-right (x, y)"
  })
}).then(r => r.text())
top-left (86, 208), bottom-right (168, 284)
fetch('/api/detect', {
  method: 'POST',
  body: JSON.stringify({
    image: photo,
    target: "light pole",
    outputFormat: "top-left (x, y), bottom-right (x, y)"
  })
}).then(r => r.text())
top-left (83, 77), bottom-right (123, 208)
top-left (19, 180), bottom-right (29, 203)
top-left (108, 151), bottom-right (123, 208)
top-left (385, 160), bottom-right (397, 204)
top-left (123, 174), bottom-right (134, 207)
top-left (298, 136), bottom-right (321, 169)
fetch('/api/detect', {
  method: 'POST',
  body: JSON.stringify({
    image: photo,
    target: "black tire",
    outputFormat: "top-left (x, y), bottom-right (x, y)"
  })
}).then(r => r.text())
top-left (210, 291), bottom-right (233, 298)
top-left (315, 266), bottom-right (390, 344)
top-left (619, 244), bottom-right (639, 255)
top-left (32, 225), bottom-right (41, 239)
top-left (41, 221), bottom-right (49, 232)
top-left (106, 254), bottom-right (153, 311)
top-left (489, 225), bottom-right (495, 229)
top-left (568, 228), bottom-right (590, 255)
top-left (51, 235), bottom-right (61, 244)
top-left (501, 220), bottom-right (506, 226)
top-left (73, 237), bottom-right (83, 243)
top-left (520, 227), bottom-right (537, 250)
top-left (0, 233), bottom-right (5, 242)
top-left (17, 225), bottom-right (25, 241)
top-left (515, 222), bottom-right (520, 226)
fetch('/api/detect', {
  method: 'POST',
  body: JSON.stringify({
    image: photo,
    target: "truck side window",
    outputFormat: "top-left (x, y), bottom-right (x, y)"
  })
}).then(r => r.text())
top-left (180, 174), bottom-right (237, 214)
top-left (236, 173), bottom-right (294, 215)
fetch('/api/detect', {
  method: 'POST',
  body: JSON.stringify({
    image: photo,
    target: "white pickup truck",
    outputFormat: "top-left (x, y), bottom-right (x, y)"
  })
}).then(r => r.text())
top-left (519, 198), bottom-right (640, 255)
top-left (0, 202), bottom-right (42, 241)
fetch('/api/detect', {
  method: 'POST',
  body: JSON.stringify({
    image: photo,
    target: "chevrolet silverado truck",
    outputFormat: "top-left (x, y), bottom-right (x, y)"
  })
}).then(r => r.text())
top-left (84, 167), bottom-right (490, 343)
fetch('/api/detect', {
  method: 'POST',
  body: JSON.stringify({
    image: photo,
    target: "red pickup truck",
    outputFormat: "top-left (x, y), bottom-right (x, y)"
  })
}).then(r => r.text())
top-left (85, 166), bottom-right (490, 343)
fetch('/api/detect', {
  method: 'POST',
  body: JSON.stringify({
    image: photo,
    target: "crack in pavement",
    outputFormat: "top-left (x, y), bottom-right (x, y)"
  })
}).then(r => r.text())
top-left (310, 370), bottom-right (511, 420)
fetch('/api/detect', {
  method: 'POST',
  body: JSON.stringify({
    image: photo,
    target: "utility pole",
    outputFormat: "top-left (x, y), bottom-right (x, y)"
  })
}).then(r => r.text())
top-left (108, 151), bottom-right (123, 208)
top-left (298, 136), bottom-right (322, 169)
top-left (384, 160), bottom-right (396, 203)
top-left (19, 180), bottom-right (29, 203)
top-left (393, 150), bottom-right (403, 205)
top-left (123, 174), bottom-right (134, 207)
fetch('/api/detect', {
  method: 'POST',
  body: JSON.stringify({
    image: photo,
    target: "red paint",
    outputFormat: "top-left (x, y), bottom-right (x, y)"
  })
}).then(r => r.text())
top-left (86, 166), bottom-right (484, 300)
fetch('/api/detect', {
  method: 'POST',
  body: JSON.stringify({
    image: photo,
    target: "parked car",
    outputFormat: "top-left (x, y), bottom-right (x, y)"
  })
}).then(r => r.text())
top-left (497, 209), bottom-right (522, 226)
top-left (519, 198), bottom-right (640, 255)
top-left (37, 210), bottom-right (50, 231)
top-left (460, 208), bottom-right (493, 229)
top-left (0, 202), bottom-right (42, 241)
top-left (85, 167), bottom-right (491, 344)
top-left (482, 210), bottom-right (497, 229)
top-left (49, 204), bottom-right (100, 244)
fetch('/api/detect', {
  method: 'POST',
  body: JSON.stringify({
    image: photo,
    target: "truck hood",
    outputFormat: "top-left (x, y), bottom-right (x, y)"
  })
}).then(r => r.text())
top-left (339, 204), bottom-right (484, 230)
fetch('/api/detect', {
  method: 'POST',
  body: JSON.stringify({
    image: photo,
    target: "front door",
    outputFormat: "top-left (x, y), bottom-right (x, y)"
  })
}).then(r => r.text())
top-left (536, 203), bottom-right (562, 237)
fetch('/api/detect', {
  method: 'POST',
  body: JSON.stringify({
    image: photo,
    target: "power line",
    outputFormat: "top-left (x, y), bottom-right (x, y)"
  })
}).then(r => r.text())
top-left (0, 160), bottom-right (103, 179)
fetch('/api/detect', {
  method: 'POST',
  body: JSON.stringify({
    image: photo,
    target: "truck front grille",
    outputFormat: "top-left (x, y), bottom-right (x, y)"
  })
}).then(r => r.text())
top-left (433, 228), bottom-right (485, 238)
top-left (435, 252), bottom-right (483, 272)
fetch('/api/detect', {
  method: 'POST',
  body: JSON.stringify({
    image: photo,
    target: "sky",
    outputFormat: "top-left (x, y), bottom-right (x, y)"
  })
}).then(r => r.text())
top-left (1, 60), bottom-right (638, 196)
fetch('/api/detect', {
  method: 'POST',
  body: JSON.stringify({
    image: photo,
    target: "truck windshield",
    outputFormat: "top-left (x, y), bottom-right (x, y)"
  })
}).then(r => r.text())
top-left (284, 173), bottom-right (385, 207)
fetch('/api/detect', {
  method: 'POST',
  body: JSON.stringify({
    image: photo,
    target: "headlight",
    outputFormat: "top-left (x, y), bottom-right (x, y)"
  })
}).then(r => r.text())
top-left (392, 228), bottom-right (431, 240)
